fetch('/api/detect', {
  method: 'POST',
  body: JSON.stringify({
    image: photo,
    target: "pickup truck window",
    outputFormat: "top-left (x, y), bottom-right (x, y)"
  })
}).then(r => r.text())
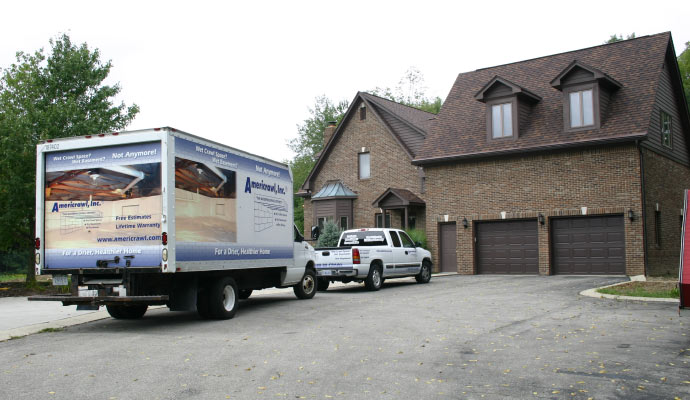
top-left (339, 231), bottom-right (388, 246)
top-left (390, 232), bottom-right (402, 247)
top-left (399, 231), bottom-right (415, 248)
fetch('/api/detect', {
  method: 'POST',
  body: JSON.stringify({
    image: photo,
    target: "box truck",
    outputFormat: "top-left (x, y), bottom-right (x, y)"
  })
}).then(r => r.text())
top-left (30, 127), bottom-right (316, 319)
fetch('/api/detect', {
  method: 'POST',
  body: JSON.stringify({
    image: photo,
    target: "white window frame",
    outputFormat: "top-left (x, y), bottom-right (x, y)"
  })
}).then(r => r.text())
top-left (661, 110), bottom-right (672, 149)
top-left (358, 152), bottom-right (370, 179)
top-left (491, 102), bottom-right (513, 138)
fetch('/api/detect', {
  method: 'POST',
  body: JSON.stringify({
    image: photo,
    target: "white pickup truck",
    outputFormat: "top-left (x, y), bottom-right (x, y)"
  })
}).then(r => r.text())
top-left (314, 228), bottom-right (432, 291)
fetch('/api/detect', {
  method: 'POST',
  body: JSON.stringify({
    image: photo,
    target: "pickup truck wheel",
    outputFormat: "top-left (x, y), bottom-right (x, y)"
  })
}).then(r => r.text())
top-left (415, 260), bottom-right (432, 284)
top-left (106, 305), bottom-right (148, 319)
top-left (239, 289), bottom-right (253, 300)
top-left (206, 277), bottom-right (239, 320)
top-left (317, 277), bottom-right (330, 291)
top-left (294, 269), bottom-right (316, 299)
top-left (365, 264), bottom-right (383, 291)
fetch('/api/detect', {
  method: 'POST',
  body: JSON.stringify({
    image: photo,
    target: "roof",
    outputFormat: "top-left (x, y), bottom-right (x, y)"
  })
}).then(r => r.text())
top-left (372, 188), bottom-right (425, 207)
top-left (311, 180), bottom-right (357, 200)
top-left (415, 32), bottom-right (678, 164)
top-left (300, 92), bottom-right (436, 193)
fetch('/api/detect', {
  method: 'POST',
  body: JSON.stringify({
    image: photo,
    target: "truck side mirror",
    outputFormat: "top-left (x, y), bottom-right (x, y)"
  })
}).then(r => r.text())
top-left (415, 241), bottom-right (422, 248)
top-left (311, 226), bottom-right (320, 240)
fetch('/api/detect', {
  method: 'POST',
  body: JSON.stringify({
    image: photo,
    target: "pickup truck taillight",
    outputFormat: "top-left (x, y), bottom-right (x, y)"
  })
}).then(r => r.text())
top-left (352, 248), bottom-right (360, 264)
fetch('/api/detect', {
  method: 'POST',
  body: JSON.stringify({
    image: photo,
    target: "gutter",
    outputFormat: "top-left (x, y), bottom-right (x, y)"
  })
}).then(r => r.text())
top-left (412, 133), bottom-right (648, 165)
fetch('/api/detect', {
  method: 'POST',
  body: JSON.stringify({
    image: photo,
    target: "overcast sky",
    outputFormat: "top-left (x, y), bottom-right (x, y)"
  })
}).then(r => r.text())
top-left (1, 0), bottom-right (689, 162)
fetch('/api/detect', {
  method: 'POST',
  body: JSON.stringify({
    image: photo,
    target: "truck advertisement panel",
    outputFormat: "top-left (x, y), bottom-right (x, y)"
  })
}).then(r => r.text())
top-left (174, 137), bottom-right (292, 261)
top-left (43, 142), bottom-right (162, 269)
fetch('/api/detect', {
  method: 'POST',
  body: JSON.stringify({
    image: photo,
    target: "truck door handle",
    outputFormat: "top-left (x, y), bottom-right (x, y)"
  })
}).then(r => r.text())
top-left (405, 251), bottom-right (408, 255)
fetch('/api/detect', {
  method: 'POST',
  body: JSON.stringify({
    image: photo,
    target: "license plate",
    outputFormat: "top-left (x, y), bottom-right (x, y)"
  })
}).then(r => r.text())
top-left (52, 274), bottom-right (68, 286)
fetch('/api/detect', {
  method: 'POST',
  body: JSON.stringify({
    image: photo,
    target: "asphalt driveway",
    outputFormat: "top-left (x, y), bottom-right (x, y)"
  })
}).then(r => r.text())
top-left (1, 275), bottom-right (688, 399)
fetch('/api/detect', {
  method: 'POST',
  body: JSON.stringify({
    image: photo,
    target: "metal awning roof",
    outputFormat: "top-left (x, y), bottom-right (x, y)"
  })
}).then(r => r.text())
top-left (311, 180), bottom-right (357, 200)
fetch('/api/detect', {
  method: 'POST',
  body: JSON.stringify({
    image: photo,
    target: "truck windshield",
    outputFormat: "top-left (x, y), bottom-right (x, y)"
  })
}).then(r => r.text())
top-left (339, 231), bottom-right (388, 246)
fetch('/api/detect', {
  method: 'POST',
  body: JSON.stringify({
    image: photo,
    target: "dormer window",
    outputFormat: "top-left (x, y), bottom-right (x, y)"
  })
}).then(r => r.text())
top-left (491, 102), bottom-right (513, 138)
top-left (551, 60), bottom-right (621, 132)
top-left (475, 76), bottom-right (540, 142)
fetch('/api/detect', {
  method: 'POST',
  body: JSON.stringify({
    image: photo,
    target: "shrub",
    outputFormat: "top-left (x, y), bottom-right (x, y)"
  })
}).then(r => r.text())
top-left (405, 229), bottom-right (428, 249)
top-left (317, 221), bottom-right (342, 248)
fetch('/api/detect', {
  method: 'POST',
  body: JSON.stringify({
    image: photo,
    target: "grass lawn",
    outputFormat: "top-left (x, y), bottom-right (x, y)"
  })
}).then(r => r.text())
top-left (597, 281), bottom-right (679, 299)
top-left (0, 273), bottom-right (51, 283)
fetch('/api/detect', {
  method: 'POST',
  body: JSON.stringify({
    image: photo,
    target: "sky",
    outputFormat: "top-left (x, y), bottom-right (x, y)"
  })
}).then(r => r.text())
top-left (1, 0), bottom-right (689, 163)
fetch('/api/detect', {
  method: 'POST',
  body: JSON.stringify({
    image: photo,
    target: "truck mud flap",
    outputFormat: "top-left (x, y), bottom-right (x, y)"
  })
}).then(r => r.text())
top-left (28, 295), bottom-right (168, 306)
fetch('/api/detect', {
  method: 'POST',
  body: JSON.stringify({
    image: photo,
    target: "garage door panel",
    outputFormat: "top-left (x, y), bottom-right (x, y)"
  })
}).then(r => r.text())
top-left (551, 215), bottom-right (625, 275)
top-left (477, 220), bottom-right (538, 274)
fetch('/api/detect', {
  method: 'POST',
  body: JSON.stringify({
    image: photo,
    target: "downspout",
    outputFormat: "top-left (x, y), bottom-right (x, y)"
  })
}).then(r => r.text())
top-left (637, 140), bottom-right (648, 276)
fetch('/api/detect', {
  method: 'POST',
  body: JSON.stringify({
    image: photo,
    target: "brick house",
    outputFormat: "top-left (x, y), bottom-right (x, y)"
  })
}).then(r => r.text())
top-left (297, 92), bottom-right (436, 235)
top-left (415, 32), bottom-right (690, 276)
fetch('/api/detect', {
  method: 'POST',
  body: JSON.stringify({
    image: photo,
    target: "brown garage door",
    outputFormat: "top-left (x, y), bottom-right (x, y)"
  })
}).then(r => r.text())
top-left (551, 215), bottom-right (625, 275)
top-left (439, 223), bottom-right (457, 273)
top-left (476, 220), bottom-right (538, 274)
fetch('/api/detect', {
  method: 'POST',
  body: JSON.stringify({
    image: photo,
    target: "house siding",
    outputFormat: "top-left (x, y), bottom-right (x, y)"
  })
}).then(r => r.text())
top-left (642, 148), bottom-right (690, 276)
top-left (423, 143), bottom-right (644, 275)
top-left (303, 99), bottom-right (423, 235)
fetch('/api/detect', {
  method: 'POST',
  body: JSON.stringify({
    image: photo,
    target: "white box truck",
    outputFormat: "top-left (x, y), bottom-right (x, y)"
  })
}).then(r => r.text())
top-left (30, 127), bottom-right (316, 320)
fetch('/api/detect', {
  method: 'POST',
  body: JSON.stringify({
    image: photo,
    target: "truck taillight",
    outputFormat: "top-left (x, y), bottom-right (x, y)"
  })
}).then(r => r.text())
top-left (35, 237), bottom-right (40, 250)
top-left (352, 248), bottom-right (360, 264)
top-left (162, 232), bottom-right (168, 245)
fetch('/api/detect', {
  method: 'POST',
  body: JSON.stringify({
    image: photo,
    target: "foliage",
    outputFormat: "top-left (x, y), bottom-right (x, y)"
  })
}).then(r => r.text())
top-left (0, 273), bottom-right (26, 282)
top-left (316, 221), bottom-right (342, 248)
top-left (405, 228), bottom-right (428, 250)
top-left (605, 33), bottom-right (636, 43)
top-left (679, 41), bottom-right (690, 114)
top-left (370, 67), bottom-right (443, 114)
top-left (0, 33), bottom-right (139, 281)
top-left (597, 281), bottom-right (679, 299)
top-left (288, 96), bottom-right (349, 231)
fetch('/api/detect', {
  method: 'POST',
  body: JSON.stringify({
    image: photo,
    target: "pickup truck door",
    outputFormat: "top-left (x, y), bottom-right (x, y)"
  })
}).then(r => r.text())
top-left (397, 231), bottom-right (422, 275)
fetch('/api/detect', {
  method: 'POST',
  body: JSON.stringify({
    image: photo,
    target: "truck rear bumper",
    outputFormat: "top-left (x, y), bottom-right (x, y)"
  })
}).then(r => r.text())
top-left (28, 295), bottom-right (168, 306)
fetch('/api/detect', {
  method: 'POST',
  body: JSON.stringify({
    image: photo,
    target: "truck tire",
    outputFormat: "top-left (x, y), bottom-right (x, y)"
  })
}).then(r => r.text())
top-left (365, 264), bottom-right (383, 291)
top-left (294, 269), bottom-right (316, 299)
top-left (206, 277), bottom-right (239, 320)
top-left (317, 277), bottom-right (330, 291)
top-left (239, 289), bottom-right (253, 300)
top-left (106, 305), bottom-right (148, 319)
top-left (415, 260), bottom-right (432, 284)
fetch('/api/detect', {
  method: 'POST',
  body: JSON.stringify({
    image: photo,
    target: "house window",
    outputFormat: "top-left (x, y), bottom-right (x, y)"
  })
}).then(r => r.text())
top-left (340, 216), bottom-right (348, 230)
top-left (491, 103), bottom-right (513, 138)
top-left (375, 213), bottom-right (391, 228)
top-left (661, 111), bottom-right (672, 148)
top-left (317, 216), bottom-right (333, 231)
top-left (569, 89), bottom-right (594, 128)
top-left (360, 105), bottom-right (366, 120)
top-left (359, 152), bottom-right (370, 179)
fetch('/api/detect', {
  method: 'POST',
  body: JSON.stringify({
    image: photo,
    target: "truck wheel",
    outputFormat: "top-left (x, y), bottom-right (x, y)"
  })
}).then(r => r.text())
top-left (239, 289), bottom-right (253, 300)
top-left (294, 269), bottom-right (316, 299)
top-left (365, 264), bottom-right (383, 291)
top-left (317, 277), bottom-right (330, 291)
top-left (106, 305), bottom-right (148, 319)
top-left (206, 277), bottom-right (239, 320)
top-left (416, 260), bottom-right (432, 283)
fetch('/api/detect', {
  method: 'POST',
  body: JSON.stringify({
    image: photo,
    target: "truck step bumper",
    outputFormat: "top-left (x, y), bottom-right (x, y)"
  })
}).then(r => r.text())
top-left (28, 295), bottom-right (169, 306)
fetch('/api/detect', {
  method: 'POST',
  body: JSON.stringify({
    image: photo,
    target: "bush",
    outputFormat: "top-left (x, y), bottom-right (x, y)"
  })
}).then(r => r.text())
top-left (317, 221), bottom-right (342, 248)
top-left (405, 229), bottom-right (428, 249)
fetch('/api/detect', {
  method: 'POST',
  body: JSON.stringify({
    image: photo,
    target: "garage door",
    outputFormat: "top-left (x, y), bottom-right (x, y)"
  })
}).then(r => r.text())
top-left (551, 215), bottom-right (625, 275)
top-left (476, 220), bottom-right (538, 274)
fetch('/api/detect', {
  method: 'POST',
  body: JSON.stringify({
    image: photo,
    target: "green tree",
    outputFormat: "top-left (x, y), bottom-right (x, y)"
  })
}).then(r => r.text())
top-left (288, 96), bottom-right (349, 232)
top-left (605, 33), bottom-right (636, 43)
top-left (316, 221), bottom-right (341, 248)
top-left (0, 34), bottom-right (139, 282)
top-left (371, 67), bottom-right (443, 114)
top-left (678, 41), bottom-right (690, 113)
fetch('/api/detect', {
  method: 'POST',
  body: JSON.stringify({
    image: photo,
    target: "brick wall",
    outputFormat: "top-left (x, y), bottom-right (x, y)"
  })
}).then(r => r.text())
top-left (642, 147), bottom-right (690, 276)
top-left (423, 144), bottom-right (645, 275)
top-left (303, 99), bottom-right (424, 236)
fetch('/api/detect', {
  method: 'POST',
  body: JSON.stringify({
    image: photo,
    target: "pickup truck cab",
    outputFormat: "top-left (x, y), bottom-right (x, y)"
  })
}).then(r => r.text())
top-left (314, 228), bottom-right (432, 291)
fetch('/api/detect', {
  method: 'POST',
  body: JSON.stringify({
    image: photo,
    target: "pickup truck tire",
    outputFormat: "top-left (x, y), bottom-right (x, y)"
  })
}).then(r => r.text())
top-left (239, 289), bottom-right (253, 300)
top-left (415, 260), bottom-right (432, 284)
top-left (317, 277), bottom-right (330, 291)
top-left (365, 264), bottom-right (383, 291)
top-left (206, 277), bottom-right (239, 320)
top-left (106, 305), bottom-right (148, 319)
top-left (294, 269), bottom-right (316, 299)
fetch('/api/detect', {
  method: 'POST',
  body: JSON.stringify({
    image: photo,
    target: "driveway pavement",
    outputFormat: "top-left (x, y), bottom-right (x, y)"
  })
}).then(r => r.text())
top-left (1, 275), bottom-right (688, 400)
